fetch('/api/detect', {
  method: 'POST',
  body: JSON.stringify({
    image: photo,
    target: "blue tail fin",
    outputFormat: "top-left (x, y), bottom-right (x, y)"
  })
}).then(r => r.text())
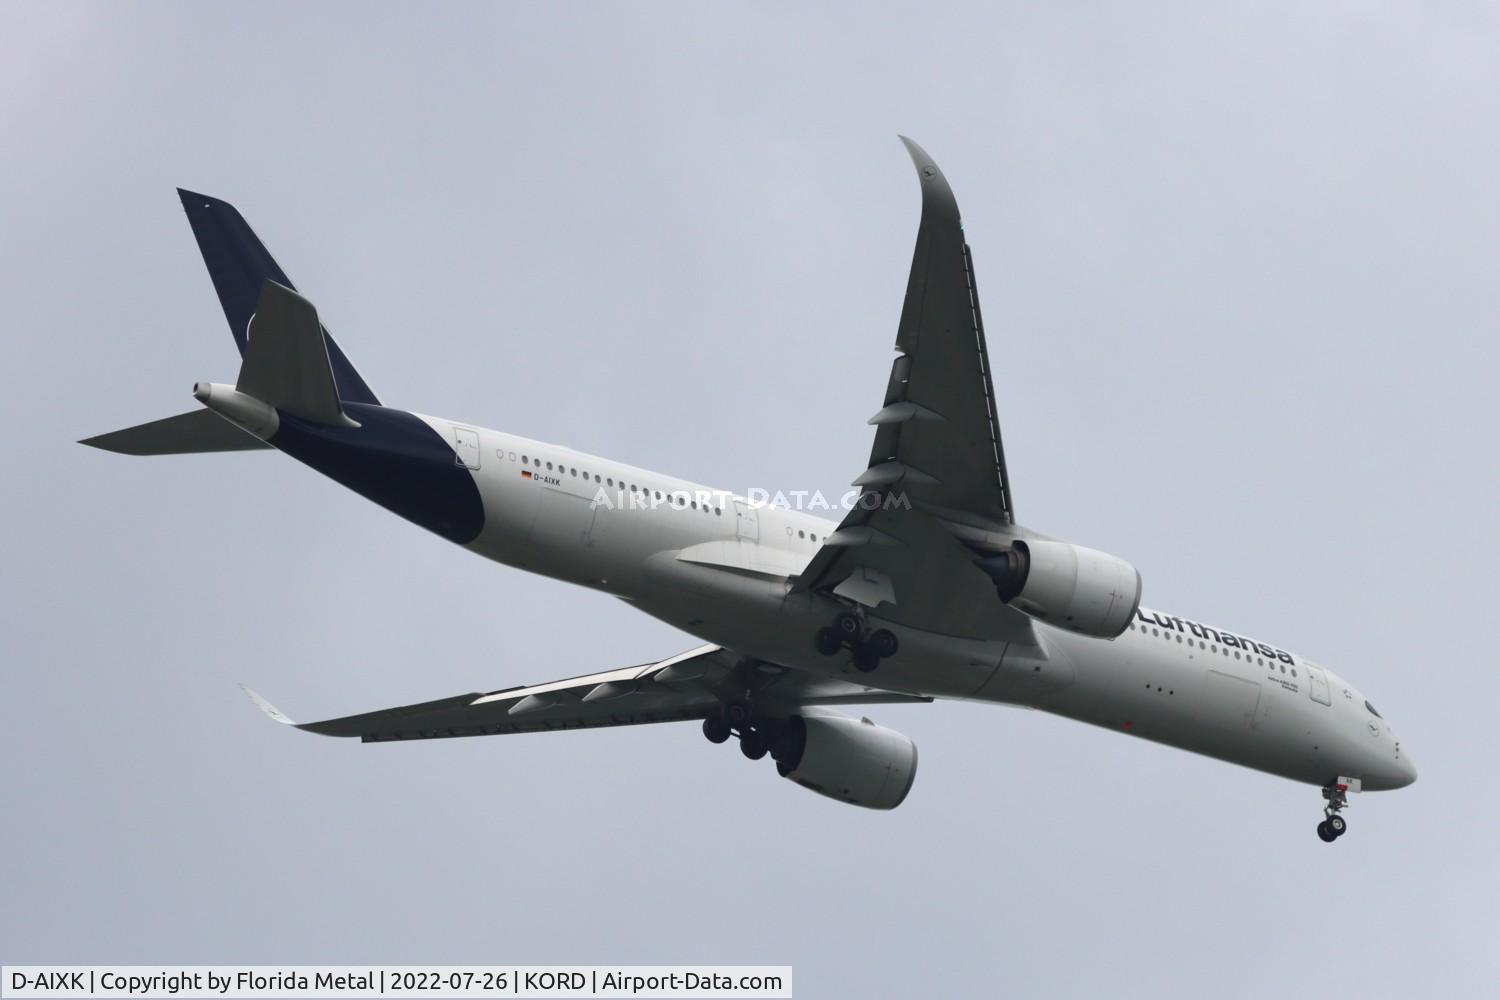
top-left (176, 189), bottom-right (380, 406)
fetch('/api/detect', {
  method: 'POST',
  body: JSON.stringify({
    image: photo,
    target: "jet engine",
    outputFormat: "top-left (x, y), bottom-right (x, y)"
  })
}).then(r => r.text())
top-left (975, 538), bottom-right (1141, 639)
top-left (773, 712), bottom-right (918, 810)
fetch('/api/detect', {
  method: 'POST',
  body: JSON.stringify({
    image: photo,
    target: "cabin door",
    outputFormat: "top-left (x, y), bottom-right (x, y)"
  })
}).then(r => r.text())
top-left (734, 500), bottom-right (759, 541)
top-left (1304, 663), bottom-right (1333, 706)
top-left (452, 427), bottom-right (481, 470)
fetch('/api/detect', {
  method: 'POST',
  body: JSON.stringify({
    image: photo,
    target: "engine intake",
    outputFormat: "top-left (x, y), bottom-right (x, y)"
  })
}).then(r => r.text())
top-left (976, 538), bottom-right (1141, 639)
top-left (773, 713), bottom-right (918, 810)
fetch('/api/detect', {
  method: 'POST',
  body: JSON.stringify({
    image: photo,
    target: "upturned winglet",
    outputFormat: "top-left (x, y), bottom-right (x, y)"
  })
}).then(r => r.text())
top-left (239, 684), bottom-right (298, 726)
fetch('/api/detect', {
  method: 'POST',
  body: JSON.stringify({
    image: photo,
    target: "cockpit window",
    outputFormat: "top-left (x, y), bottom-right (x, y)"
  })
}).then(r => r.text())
top-left (1365, 700), bottom-right (1383, 719)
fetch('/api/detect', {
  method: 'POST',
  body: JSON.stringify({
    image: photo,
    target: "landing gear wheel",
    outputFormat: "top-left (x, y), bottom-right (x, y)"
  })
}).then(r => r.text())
top-left (702, 718), bottom-right (731, 744)
top-left (833, 610), bottom-right (862, 639)
top-left (869, 629), bottom-right (899, 658)
top-left (1317, 779), bottom-right (1354, 844)
top-left (852, 645), bottom-right (881, 673)
top-left (814, 627), bottom-right (844, 656)
top-left (740, 730), bottom-right (768, 760)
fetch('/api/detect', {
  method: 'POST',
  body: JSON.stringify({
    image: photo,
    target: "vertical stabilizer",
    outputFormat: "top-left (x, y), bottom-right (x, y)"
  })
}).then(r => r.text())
top-left (177, 189), bottom-right (380, 405)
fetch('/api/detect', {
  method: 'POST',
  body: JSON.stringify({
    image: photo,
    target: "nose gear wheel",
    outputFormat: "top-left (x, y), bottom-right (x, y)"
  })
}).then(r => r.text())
top-left (1316, 780), bottom-right (1355, 842)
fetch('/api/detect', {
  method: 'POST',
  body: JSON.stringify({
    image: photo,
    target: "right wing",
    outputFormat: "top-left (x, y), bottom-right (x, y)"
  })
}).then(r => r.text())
top-left (865, 135), bottom-right (1015, 526)
top-left (792, 138), bottom-right (1033, 642)
top-left (243, 644), bottom-right (929, 743)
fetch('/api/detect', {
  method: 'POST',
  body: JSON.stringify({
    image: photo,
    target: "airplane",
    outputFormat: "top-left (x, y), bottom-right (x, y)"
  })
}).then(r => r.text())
top-left (82, 137), bottom-right (1414, 842)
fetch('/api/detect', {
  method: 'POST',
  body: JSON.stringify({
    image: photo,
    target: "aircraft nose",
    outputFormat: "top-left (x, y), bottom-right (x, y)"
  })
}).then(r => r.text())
top-left (1393, 752), bottom-right (1417, 789)
top-left (1369, 748), bottom-right (1417, 790)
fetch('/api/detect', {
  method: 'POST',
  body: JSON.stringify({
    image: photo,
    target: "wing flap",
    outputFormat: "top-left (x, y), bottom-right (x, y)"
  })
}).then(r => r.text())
top-left (800, 505), bottom-right (1036, 643)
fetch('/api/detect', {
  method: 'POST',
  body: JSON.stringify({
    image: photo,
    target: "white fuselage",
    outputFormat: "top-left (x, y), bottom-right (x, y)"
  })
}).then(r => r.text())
top-left (424, 415), bottom-right (1416, 793)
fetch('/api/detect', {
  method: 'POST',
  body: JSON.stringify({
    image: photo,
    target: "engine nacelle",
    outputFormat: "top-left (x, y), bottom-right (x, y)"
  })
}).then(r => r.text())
top-left (774, 712), bottom-right (918, 810)
top-left (976, 538), bottom-right (1141, 639)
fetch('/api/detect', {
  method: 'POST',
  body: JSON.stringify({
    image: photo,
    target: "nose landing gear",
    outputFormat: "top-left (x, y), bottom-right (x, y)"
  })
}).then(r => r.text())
top-left (813, 609), bottom-right (899, 673)
top-left (1315, 778), bottom-right (1359, 843)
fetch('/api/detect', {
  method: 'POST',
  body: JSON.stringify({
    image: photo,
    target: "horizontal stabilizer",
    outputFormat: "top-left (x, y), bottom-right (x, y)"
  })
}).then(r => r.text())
top-left (79, 409), bottom-right (271, 455)
top-left (238, 280), bottom-right (358, 428)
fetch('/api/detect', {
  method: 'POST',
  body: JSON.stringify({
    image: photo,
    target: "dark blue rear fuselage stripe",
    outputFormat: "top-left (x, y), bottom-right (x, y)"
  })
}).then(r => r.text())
top-left (270, 403), bottom-right (485, 545)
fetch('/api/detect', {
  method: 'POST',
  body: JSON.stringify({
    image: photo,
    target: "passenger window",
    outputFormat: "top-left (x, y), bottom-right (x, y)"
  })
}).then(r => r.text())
top-left (522, 454), bottom-right (529, 463)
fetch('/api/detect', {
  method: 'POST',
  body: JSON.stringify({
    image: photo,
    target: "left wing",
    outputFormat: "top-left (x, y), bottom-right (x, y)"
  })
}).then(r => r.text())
top-left (242, 644), bottom-right (928, 743)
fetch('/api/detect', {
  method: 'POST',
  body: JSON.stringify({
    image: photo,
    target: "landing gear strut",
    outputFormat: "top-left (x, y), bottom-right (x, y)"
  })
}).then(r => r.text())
top-left (813, 608), bottom-right (899, 673)
top-left (1316, 779), bottom-right (1357, 843)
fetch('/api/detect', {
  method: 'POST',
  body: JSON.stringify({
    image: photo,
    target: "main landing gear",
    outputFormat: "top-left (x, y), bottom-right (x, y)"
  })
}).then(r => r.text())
top-left (702, 702), bottom-right (772, 759)
top-left (813, 609), bottom-right (898, 673)
top-left (1316, 779), bottom-right (1357, 843)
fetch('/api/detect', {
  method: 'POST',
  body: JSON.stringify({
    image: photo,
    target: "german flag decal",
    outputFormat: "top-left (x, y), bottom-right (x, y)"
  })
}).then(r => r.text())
top-left (522, 470), bottom-right (533, 479)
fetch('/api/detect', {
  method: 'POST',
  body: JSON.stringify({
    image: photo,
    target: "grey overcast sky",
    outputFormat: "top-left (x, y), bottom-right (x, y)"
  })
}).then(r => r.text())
top-left (3, 2), bottom-right (1497, 996)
